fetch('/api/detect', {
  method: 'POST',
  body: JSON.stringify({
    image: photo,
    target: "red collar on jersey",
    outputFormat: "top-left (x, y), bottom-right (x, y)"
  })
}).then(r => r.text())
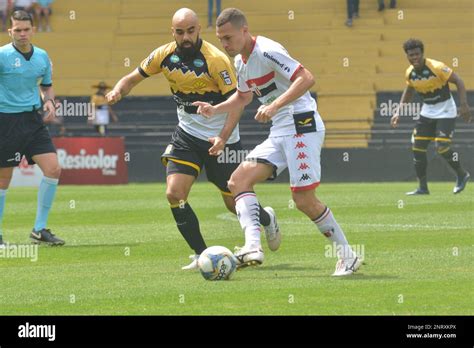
top-left (242, 36), bottom-right (257, 64)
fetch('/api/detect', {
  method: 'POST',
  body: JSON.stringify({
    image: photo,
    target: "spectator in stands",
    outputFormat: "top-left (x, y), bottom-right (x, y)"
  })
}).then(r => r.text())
top-left (0, 0), bottom-right (12, 32)
top-left (90, 82), bottom-right (118, 136)
top-left (207, 0), bottom-right (221, 28)
top-left (345, 0), bottom-right (359, 27)
top-left (12, 0), bottom-right (35, 14)
top-left (35, 0), bottom-right (53, 32)
top-left (378, 0), bottom-right (396, 11)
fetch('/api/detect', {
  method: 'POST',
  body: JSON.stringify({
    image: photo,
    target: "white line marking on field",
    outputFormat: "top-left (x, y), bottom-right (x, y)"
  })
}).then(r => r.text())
top-left (215, 213), bottom-right (471, 230)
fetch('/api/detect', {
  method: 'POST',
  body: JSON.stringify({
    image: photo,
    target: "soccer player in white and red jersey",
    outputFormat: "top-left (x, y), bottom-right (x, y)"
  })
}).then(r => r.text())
top-left (194, 8), bottom-right (362, 276)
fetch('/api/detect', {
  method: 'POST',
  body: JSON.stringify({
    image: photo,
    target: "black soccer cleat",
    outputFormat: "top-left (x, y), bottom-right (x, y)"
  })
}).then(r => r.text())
top-left (406, 188), bottom-right (430, 195)
top-left (0, 235), bottom-right (5, 248)
top-left (30, 229), bottom-right (65, 246)
top-left (453, 172), bottom-right (470, 194)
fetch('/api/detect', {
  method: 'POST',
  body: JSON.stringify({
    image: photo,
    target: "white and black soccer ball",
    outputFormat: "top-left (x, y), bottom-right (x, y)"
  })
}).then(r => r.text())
top-left (198, 246), bottom-right (237, 281)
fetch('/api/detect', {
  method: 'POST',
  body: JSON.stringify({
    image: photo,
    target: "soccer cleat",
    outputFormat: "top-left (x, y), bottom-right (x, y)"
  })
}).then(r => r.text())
top-left (263, 207), bottom-right (281, 251)
top-left (30, 229), bottom-right (65, 246)
top-left (182, 254), bottom-right (199, 270)
top-left (0, 236), bottom-right (5, 249)
top-left (453, 172), bottom-right (470, 194)
top-left (406, 188), bottom-right (430, 195)
top-left (234, 246), bottom-right (264, 269)
top-left (332, 256), bottom-right (362, 277)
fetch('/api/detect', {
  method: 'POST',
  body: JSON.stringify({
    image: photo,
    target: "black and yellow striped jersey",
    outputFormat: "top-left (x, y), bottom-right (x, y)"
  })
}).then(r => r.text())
top-left (138, 39), bottom-right (237, 114)
top-left (405, 58), bottom-right (453, 105)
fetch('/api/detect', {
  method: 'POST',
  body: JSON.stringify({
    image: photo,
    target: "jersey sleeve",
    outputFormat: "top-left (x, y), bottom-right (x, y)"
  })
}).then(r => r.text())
top-left (209, 54), bottom-right (237, 98)
top-left (40, 54), bottom-right (53, 86)
top-left (261, 44), bottom-right (303, 82)
top-left (434, 61), bottom-right (453, 83)
top-left (138, 45), bottom-right (167, 77)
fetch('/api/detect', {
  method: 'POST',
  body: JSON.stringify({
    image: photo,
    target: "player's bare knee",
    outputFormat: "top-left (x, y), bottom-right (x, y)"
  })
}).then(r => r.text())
top-left (166, 189), bottom-right (187, 205)
top-left (291, 193), bottom-right (308, 211)
top-left (227, 174), bottom-right (243, 195)
top-left (44, 165), bottom-right (61, 179)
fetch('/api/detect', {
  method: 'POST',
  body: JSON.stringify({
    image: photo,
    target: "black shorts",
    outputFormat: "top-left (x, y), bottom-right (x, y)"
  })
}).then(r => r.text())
top-left (0, 111), bottom-right (56, 168)
top-left (161, 126), bottom-right (242, 195)
top-left (412, 116), bottom-right (456, 144)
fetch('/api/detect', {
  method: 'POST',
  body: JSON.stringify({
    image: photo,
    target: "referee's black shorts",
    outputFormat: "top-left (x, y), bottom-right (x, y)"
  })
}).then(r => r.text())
top-left (0, 111), bottom-right (56, 168)
top-left (161, 126), bottom-right (242, 195)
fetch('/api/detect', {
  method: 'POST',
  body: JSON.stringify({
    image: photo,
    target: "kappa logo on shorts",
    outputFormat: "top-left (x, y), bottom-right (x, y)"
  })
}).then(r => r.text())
top-left (294, 141), bottom-right (307, 149)
top-left (298, 118), bottom-right (313, 125)
top-left (296, 152), bottom-right (308, 160)
top-left (299, 173), bottom-right (311, 182)
top-left (298, 163), bottom-right (310, 170)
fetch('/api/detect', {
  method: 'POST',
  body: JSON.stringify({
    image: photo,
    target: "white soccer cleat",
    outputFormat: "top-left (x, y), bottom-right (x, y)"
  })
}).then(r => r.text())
top-left (263, 206), bottom-right (281, 251)
top-left (332, 256), bottom-right (362, 277)
top-left (181, 254), bottom-right (199, 270)
top-left (234, 246), bottom-right (264, 269)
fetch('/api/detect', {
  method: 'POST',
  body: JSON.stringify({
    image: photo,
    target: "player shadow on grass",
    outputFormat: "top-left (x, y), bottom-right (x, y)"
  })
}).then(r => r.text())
top-left (248, 263), bottom-right (398, 280)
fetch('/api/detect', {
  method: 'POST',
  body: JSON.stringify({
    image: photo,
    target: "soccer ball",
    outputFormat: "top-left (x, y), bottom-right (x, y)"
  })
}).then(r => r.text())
top-left (198, 246), bottom-right (237, 281)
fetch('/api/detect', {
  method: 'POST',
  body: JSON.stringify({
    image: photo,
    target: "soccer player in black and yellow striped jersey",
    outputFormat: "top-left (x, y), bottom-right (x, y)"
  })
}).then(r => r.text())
top-left (106, 8), bottom-right (272, 270)
top-left (391, 39), bottom-right (472, 195)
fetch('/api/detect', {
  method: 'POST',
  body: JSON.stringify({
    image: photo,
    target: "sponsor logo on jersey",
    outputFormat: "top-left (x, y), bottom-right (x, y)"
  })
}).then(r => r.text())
top-left (263, 51), bottom-right (291, 73)
top-left (193, 59), bottom-right (204, 67)
top-left (170, 54), bottom-right (180, 63)
top-left (219, 70), bottom-right (233, 85)
top-left (145, 49), bottom-right (157, 68)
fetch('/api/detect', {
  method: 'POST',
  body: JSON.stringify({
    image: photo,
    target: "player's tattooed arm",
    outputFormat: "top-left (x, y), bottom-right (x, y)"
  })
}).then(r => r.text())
top-left (106, 69), bottom-right (146, 105)
top-left (390, 86), bottom-right (415, 128)
top-left (448, 72), bottom-right (472, 123)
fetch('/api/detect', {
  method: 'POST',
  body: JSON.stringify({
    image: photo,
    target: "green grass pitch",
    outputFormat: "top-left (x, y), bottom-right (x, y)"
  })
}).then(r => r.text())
top-left (0, 182), bottom-right (472, 315)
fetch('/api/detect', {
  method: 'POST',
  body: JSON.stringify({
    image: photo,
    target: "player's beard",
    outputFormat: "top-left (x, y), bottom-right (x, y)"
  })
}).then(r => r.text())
top-left (177, 36), bottom-right (201, 60)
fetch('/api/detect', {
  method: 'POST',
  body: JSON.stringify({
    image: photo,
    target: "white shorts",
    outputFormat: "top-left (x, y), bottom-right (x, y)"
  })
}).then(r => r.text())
top-left (245, 131), bottom-right (324, 191)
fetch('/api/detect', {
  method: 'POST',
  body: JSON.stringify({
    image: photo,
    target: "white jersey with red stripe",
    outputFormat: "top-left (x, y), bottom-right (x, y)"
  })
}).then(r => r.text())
top-left (235, 36), bottom-right (325, 137)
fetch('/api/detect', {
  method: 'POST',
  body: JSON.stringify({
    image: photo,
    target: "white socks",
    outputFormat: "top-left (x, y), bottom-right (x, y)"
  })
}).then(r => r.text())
top-left (313, 207), bottom-right (355, 259)
top-left (234, 191), bottom-right (262, 250)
